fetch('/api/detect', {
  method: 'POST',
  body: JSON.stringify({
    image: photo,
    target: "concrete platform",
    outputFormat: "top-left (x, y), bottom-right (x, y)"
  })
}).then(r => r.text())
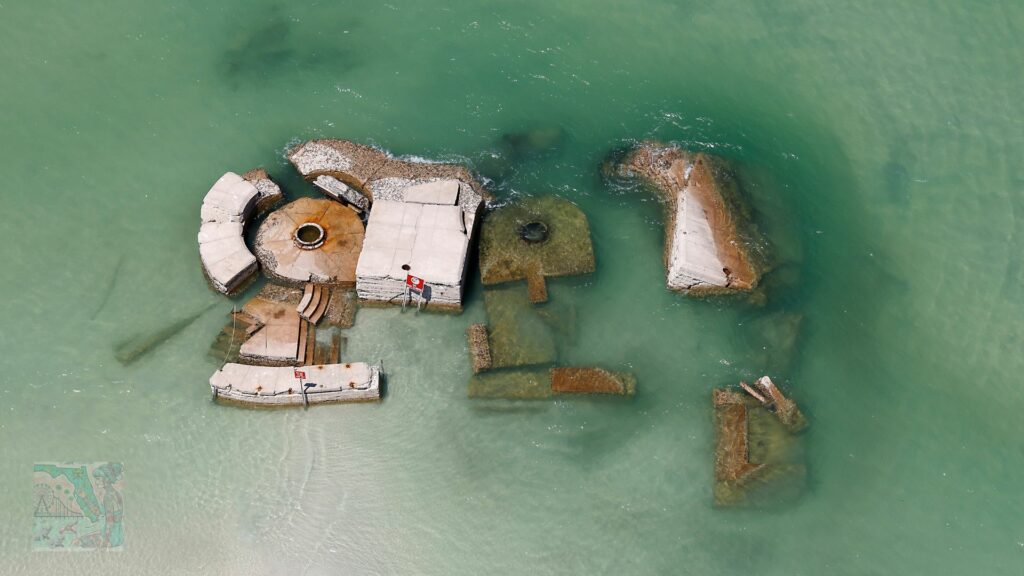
top-left (356, 200), bottom-right (470, 309)
top-left (210, 362), bottom-right (381, 406)
top-left (478, 196), bottom-right (595, 295)
top-left (237, 295), bottom-right (305, 365)
top-left (254, 198), bottom-right (365, 286)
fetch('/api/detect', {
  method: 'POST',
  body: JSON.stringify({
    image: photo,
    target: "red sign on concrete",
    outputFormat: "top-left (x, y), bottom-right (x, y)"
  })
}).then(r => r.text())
top-left (406, 274), bottom-right (425, 291)
top-left (294, 370), bottom-right (306, 379)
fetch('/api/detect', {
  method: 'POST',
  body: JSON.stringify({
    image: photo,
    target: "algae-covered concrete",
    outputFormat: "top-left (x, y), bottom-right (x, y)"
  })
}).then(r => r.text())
top-left (483, 285), bottom-right (557, 368)
top-left (550, 367), bottom-right (636, 396)
top-left (478, 196), bottom-right (595, 290)
top-left (468, 368), bottom-right (552, 399)
top-left (712, 386), bottom-right (807, 507)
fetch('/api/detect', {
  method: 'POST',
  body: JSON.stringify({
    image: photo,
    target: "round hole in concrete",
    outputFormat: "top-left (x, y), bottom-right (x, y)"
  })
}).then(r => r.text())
top-left (294, 222), bottom-right (326, 249)
top-left (518, 220), bottom-right (549, 244)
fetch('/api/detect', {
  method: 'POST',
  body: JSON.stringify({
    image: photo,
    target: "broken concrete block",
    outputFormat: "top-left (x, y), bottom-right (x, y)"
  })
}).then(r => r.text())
top-left (612, 142), bottom-right (768, 296)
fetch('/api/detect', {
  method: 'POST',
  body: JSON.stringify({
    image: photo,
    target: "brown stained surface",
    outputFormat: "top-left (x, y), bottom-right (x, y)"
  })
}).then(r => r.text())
top-left (526, 265), bottom-right (548, 303)
top-left (550, 367), bottom-right (636, 395)
top-left (254, 198), bottom-right (364, 286)
top-left (712, 387), bottom-right (808, 506)
top-left (620, 142), bottom-right (761, 294)
top-left (687, 155), bottom-right (758, 291)
top-left (366, 158), bottom-right (492, 205)
top-left (713, 392), bottom-right (764, 484)
top-left (237, 296), bottom-right (304, 365)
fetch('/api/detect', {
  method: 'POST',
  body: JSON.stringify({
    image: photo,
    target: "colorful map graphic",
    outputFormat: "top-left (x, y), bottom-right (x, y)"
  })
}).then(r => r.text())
top-left (33, 462), bottom-right (124, 550)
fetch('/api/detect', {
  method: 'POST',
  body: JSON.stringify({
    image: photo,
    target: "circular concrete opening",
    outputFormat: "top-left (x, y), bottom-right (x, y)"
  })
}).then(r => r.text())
top-left (294, 223), bottom-right (326, 250)
top-left (518, 220), bottom-right (549, 244)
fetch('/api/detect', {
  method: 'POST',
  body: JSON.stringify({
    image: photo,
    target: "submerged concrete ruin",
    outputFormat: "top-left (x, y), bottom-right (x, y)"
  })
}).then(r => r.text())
top-left (611, 141), bottom-right (767, 296)
top-left (478, 196), bottom-right (595, 303)
top-left (713, 377), bottom-right (807, 507)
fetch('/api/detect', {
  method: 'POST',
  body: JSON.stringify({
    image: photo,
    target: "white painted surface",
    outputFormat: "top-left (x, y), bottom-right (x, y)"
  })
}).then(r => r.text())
top-left (666, 186), bottom-right (729, 290)
top-left (198, 172), bottom-right (261, 293)
top-left (210, 363), bottom-right (381, 405)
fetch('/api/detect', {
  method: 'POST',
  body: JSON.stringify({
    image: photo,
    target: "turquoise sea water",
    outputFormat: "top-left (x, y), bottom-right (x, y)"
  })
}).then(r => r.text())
top-left (1, 1), bottom-right (1022, 574)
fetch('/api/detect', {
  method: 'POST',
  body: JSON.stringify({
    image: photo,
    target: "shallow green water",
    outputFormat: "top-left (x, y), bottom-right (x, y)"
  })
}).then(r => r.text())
top-left (1, 1), bottom-right (1022, 574)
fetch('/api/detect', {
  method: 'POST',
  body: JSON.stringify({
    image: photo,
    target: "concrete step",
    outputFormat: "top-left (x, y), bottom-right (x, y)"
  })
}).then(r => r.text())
top-left (307, 287), bottom-right (330, 324)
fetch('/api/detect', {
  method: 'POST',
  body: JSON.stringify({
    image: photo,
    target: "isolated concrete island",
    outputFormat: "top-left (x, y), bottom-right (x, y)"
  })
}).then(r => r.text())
top-left (198, 137), bottom-right (806, 505)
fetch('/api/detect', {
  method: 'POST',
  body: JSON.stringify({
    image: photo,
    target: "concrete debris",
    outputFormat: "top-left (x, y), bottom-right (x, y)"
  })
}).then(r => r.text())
top-left (237, 299), bottom-right (305, 365)
top-left (240, 168), bottom-right (284, 215)
top-left (356, 200), bottom-right (469, 310)
top-left (468, 369), bottom-right (552, 399)
top-left (313, 174), bottom-right (369, 212)
top-left (742, 375), bottom-right (808, 433)
top-left (713, 385), bottom-right (807, 507)
top-left (482, 285), bottom-right (557, 368)
top-left (289, 139), bottom-right (491, 311)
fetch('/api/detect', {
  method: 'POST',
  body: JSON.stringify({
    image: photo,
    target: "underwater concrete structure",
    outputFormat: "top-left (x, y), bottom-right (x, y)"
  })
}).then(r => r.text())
top-left (713, 378), bottom-right (807, 507)
top-left (550, 367), bottom-right (636, 396)
top-left (613, 141), bottom-right (765, 295)
top-left (478, 195), bottom-right (595, 303)
top-left (210, 362), bottom-right (381, 405)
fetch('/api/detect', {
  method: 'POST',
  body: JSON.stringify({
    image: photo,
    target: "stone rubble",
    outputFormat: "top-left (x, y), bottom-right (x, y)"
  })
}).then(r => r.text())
top-left (313, 174), bottom-right (369, 212)
top-left (713, 383), bottom-right (807, 507)
top-left (240, 168), bottom-right (284, 215)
